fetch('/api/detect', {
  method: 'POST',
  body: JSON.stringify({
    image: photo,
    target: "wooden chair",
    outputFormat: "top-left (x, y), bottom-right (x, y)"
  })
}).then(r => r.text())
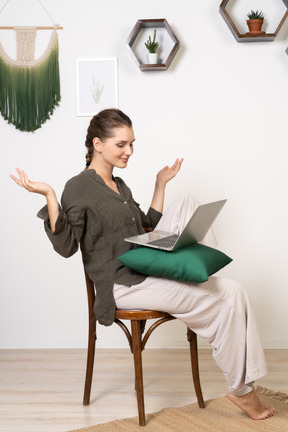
top-left (83, 268), bottom-right (205, 426)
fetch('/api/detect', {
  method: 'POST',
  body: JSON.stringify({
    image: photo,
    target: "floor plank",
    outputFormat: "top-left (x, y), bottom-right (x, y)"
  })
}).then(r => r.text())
top-left (0, 349), bottom-right (287, 432)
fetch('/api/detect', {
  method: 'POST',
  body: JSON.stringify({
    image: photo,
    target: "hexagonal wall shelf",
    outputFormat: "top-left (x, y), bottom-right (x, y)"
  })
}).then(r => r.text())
top-left (220, 0), bottom-right (288, 42)
top-left (126, 19), bottom-right (180, 71)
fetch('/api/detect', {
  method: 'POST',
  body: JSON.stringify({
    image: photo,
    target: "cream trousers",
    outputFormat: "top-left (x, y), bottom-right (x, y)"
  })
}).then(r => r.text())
top-left (114, 196), bottom-right (267, 396)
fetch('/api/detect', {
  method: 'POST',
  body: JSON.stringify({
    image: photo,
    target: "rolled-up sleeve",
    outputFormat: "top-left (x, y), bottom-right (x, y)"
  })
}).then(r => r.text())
top-left (37, 181), bottom-right (86, 258)
top-left (147, 207), bottom-right (162, 228)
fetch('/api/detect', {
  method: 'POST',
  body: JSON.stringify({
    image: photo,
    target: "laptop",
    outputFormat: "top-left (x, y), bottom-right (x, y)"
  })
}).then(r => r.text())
top-left (125, 199), bottom-right (227, 251)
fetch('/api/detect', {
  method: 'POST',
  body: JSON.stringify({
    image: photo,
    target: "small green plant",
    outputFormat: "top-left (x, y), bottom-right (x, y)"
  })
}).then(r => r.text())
top-left (247, 10), bottom-right (264, 20)
top-left (144, 29), bottom-right (159, 53)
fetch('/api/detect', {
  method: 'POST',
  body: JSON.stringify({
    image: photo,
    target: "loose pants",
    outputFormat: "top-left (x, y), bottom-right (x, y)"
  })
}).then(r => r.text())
top-left (114, 196), bottom-right (267, 396)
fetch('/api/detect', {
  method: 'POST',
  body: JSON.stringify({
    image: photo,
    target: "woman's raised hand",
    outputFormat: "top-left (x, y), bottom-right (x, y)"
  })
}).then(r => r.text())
top-left (10, 168), bottom-right (59, 232)
top-left (150, 158), bottom-right (184, 214)
top-left (156, 158), bottom-right (184, 186)
top-left (10, 168), bottom-right (53, 197)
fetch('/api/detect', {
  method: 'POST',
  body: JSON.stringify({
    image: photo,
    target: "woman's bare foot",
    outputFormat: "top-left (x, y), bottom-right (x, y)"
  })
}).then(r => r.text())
top-left (228, 389), bottom-right (275, 419)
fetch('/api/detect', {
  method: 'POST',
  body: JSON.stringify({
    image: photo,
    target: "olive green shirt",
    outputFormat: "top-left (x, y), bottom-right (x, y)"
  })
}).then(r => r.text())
top-left (37, 169), bottom-right (162, 326)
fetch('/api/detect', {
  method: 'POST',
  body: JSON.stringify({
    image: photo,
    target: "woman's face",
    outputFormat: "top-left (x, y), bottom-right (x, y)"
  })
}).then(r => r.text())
top-left (93, 126), bottom-right (135, 169)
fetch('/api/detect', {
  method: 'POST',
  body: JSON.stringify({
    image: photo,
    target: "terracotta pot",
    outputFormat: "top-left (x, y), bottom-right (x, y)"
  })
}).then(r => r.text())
top-left (247, 19), bottom-right (264, 33)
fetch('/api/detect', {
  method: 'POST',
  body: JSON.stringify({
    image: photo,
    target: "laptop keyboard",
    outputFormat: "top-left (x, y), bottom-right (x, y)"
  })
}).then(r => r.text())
top-left (147, 234), bottom-right (179, 249)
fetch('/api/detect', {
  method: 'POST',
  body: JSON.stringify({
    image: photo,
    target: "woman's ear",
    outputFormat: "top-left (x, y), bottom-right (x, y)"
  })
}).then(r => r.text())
top-left (93, 137), bottom-right (102, 152)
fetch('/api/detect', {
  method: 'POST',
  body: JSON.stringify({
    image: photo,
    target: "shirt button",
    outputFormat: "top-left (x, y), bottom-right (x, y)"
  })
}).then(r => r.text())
top-left (132, 218), bottom-right (135, 222)
top-left (123, 201), bottom-right (127, 204)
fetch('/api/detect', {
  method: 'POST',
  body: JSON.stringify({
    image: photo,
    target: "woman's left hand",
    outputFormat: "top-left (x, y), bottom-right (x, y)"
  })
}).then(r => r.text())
top-left (156, 158), bottom-right (184, 186)
top-left (150, 158), bottom-right (183, 213)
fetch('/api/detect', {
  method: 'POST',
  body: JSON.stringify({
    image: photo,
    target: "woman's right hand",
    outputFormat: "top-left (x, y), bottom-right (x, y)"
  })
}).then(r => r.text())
top-left (10, 168), bottom-right (53, 197)
top-left (10, 168), bottom-right (59, 232)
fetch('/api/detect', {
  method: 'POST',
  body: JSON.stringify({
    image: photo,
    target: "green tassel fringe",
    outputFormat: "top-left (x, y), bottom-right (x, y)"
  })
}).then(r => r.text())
top-left (0, 35), bottom-right (60, 132)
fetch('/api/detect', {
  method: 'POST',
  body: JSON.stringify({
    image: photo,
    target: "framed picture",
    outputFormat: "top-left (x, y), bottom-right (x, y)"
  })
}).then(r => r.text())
top-left (75, 58), bottom-right (118, 116)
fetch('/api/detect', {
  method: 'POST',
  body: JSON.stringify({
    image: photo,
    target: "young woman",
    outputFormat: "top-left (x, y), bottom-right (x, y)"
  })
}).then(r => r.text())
top-left (10, 108), bottom-right (274, 420)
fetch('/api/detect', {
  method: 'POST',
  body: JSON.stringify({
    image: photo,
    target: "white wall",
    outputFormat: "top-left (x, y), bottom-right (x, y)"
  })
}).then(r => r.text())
top-left (1, 0), bottom-right (288, 349)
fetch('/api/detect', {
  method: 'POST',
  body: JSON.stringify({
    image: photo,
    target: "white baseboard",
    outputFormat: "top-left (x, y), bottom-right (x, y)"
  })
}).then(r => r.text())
top-left (0, 339), bottom-right (88, 349)
top-left (0, 338), bottom-right (287, 349)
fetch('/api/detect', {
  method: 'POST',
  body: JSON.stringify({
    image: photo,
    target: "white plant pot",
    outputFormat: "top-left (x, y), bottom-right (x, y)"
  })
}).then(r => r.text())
top-left (147, 53), bottom-right (158, 64)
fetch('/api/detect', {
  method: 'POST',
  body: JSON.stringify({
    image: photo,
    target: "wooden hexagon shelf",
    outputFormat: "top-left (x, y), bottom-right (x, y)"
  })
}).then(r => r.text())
top-left (126, 19), bottom-right (180, 71)
top-left (220, 0), bottom-right (288, 42)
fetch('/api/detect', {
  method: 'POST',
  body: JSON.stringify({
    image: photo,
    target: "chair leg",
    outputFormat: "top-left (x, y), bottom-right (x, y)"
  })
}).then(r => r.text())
top-left (134, 319), bottom-right (147, 391)
top-left (187, 328), bottom-right (205, 408)
top-left (83, 325), bottom-right (96, 405)
top-left (131, 320), bottom-right (146, 426)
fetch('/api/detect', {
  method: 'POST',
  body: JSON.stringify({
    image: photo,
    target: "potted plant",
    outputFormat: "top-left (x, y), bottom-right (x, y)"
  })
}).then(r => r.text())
top-left (144, 29), bottom-right (159, 64)
top-left (246, 10), bottom-right (265, 34)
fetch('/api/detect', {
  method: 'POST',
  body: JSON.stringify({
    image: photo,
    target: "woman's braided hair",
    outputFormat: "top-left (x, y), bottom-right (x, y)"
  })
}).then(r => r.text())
top-left (85, 108), bottom-right (133, 169)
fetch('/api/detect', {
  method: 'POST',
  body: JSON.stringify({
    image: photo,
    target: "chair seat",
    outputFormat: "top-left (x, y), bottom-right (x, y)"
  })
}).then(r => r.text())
top-left (115, 309), bottom-right (172, 320)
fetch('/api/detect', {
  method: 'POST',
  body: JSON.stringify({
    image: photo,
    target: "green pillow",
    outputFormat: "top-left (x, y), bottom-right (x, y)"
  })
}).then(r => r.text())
top-left (118, 243), bottom-right (232, 283)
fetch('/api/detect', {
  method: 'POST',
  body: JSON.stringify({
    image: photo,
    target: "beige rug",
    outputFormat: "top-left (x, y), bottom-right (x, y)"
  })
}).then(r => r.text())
top-left (70, 387), bottom-right (288, 432)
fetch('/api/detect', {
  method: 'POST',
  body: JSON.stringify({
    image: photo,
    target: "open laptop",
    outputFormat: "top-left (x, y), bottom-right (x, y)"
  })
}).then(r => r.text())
top-left (125, 199), bottom-right (227, 251)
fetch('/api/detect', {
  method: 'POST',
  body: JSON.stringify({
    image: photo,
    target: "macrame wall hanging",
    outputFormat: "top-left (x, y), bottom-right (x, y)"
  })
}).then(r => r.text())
top-left (0, 0), bottom-right (63, 132)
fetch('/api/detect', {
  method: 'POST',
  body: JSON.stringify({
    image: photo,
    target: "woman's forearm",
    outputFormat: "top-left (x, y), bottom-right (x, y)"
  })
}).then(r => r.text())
top-left (150, 180), bottom-right (165, 214)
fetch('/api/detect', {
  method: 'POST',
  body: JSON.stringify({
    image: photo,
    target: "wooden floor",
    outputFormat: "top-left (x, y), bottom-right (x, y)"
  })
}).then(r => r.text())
top-left (0, 349), bottom-right (287, 432)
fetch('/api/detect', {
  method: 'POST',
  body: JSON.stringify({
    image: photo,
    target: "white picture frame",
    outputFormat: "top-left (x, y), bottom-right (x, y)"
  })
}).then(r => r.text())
top-left (75, 58), bottom-right (118, 116)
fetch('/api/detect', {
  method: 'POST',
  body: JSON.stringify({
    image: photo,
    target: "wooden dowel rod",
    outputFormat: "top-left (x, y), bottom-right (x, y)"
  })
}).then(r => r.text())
top-left (0, 26), bottom-right (63, 30)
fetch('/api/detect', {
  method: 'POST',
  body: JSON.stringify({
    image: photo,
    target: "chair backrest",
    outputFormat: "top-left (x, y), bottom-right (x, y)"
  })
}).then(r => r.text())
top-left (83, 227), bottom-right (153, 322)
